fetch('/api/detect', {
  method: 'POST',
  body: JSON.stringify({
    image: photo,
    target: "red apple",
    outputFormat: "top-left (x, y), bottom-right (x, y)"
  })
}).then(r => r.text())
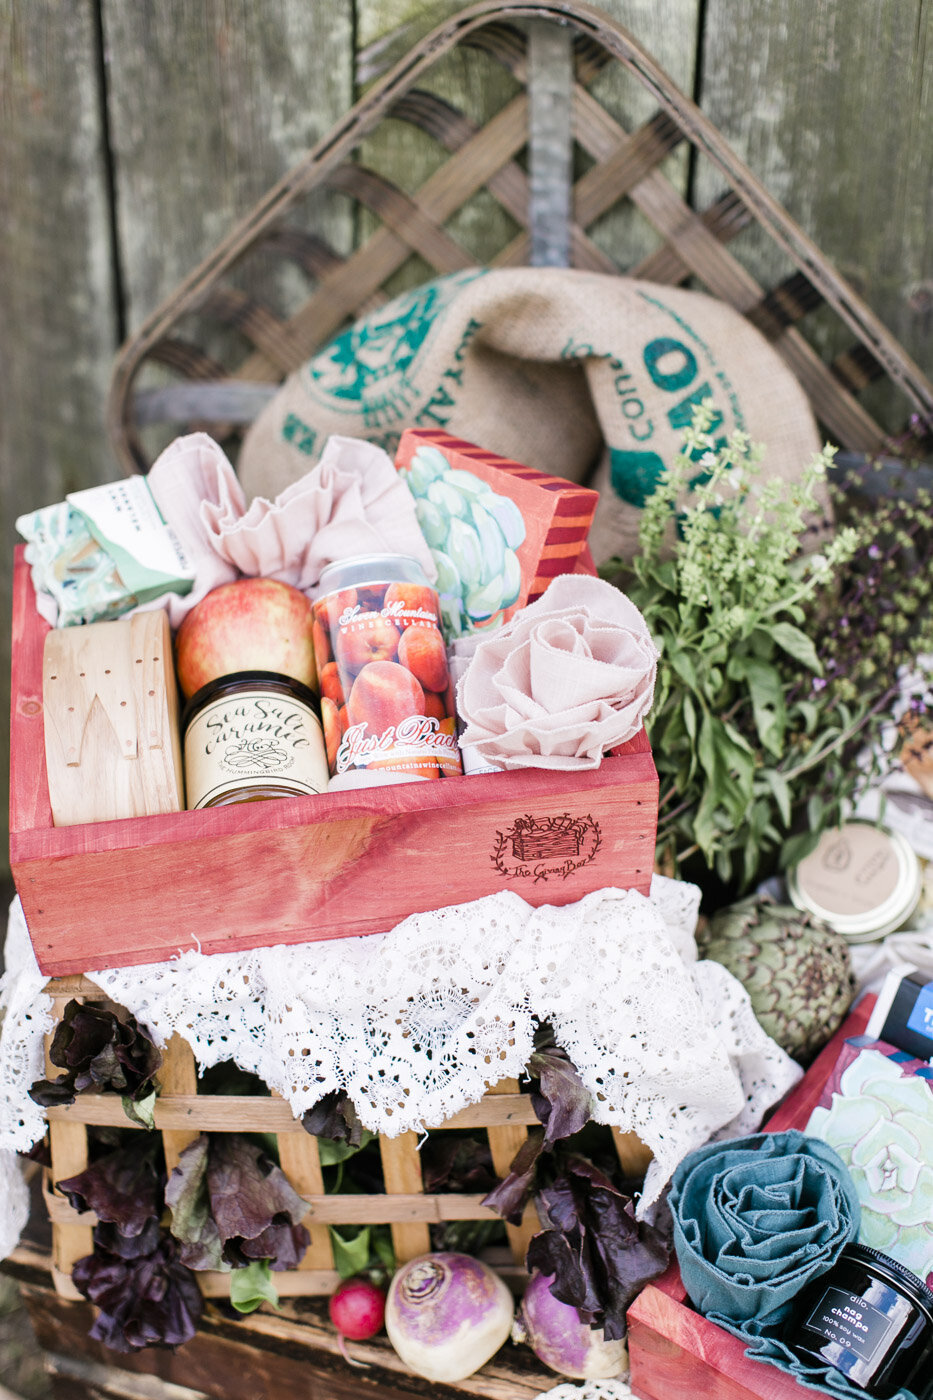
top-left (175, 578), bottom-right (316, 700)
top-left (398, 626), bottom-right (449, 692)
top-left (336, 617), bottom-right (400, 677)
top-left (347, 661), bottom-right (425, 730)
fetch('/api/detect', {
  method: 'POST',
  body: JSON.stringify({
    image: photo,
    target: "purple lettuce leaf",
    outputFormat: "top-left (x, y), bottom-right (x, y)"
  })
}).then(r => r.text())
top-left (72, 1231), bottom-right (202, 1353)
top-left (421, 1135), bottom-right (498, 1194)
top-left (206, 1136), bottom-right (309, 1271)
top-left (526, 1154), bottom-right (671, 1342)
top-left (29, 1000), bottom-right (162, 1108)
top-left (483, 1035), bottom-right (594, 1223)
top-left (164, 1135), bottom-right (225, 1272)
top-left (92, 1217), bottom-right (164, 1261)
top-left (528, 1043), bottom-right (594, 1145)
top-left (56, 1141), bottom-right (163, 1239)
top-left (300, 1091), bottom-right (365, 1146)
top-left (481, 1130), bottom-right (545, 1225)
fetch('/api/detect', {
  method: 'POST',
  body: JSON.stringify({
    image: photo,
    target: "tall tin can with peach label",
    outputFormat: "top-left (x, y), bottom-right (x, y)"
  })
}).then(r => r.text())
top-left (311, 555), bottom-right (462, 786)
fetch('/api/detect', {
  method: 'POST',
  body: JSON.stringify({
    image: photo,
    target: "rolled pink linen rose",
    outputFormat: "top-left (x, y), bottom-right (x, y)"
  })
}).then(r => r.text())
top-left (456, 573), bottom-right (659, 770)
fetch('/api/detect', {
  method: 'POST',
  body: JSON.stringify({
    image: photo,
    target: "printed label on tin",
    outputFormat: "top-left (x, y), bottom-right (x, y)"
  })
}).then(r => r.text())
top-left (184, 688), bottom-right (329, 808)
top-left (312, 577), bottom-right (462, 782)
top-left (805, 1286), bottom-right (895, 1368)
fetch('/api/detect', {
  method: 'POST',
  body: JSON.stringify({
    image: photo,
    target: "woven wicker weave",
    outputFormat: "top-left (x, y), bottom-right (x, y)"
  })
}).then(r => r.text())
top-left (106, 0), bottom-right (933, 478)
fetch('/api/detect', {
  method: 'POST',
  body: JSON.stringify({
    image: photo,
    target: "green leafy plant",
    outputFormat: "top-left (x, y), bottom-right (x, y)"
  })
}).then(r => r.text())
top-left (602, 403), bottom-right (933, 897)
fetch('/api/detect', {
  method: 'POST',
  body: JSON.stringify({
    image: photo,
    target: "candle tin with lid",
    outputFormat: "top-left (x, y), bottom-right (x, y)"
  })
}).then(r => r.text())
top-left (787, 819), bottom-right (922, 943)
top-left (182, 671), bottom-right (329, 809)
top-left (789, 1243), bottom-right (933, 1399)
top-left (311, 554), bottom-right (462, 786)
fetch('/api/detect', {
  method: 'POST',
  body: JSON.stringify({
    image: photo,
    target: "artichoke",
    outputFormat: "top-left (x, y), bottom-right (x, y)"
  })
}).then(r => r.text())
top-left (698, 895), bottom-right (855, 1064)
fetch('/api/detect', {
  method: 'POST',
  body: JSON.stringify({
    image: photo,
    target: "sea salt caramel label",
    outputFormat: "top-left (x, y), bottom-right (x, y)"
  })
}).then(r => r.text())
top-left (184, 688), bottom-right (329, 808)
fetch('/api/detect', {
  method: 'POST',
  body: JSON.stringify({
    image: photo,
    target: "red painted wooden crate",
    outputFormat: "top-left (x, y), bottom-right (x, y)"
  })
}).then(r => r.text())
top-left (9, 546), bottom-right (658, 975)
top-left (627, 997), bottom-right (874, 1400)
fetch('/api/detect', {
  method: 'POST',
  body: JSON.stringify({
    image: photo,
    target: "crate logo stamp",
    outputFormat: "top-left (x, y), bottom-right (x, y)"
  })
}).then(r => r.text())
top-left (492, 813), bottom-right (601, 882)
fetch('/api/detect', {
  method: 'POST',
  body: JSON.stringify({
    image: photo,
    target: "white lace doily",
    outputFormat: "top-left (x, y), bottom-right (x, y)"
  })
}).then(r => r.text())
top-left (540, 1382), bottom-right (632, 1399)
top-left (0, 877), bottom-right (801, 1261)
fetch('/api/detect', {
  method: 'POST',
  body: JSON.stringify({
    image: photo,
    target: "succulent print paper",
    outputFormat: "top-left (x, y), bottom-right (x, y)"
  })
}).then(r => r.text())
top-left (806, 1036), bottom-right (933, 1288)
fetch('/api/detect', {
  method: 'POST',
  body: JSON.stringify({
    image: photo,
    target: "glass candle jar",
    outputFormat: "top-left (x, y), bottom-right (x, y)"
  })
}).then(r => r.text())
top-left (182, 671), bottom-right (329, 809)
top-left (787, 819), bottom-right (922, 943)
top-left (788, 1243), bottom-right (933, 1399)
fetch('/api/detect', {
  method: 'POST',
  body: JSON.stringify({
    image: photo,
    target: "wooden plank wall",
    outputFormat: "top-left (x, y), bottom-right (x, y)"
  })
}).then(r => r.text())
top-left (0, 0), bottom-right (930, 909)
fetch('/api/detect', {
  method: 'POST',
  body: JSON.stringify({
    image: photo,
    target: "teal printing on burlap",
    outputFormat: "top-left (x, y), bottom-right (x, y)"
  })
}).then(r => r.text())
top-left (237, 266), bottom-right (824, 565)
top-left (668, 1129), bottom-right (918, 1399)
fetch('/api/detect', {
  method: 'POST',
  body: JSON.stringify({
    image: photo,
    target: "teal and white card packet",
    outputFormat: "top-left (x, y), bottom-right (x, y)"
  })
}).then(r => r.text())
top-left (17, 475), bottom-right (194, 626)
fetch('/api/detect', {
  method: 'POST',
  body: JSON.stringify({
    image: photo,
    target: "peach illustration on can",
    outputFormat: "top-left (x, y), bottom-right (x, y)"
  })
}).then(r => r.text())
top-left (311, 556), bottom-right (462, 785)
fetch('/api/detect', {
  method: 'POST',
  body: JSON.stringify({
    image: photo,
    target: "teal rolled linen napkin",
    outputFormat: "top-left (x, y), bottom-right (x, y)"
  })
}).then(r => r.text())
top-left (669, 1130), bottom-right (919, 1399)
top-left (670, 1129), bottom-right (860, 1330)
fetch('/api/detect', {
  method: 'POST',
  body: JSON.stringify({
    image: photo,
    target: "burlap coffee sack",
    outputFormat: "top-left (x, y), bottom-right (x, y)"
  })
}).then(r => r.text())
top-left (239, 267), bottom-right (825, 565)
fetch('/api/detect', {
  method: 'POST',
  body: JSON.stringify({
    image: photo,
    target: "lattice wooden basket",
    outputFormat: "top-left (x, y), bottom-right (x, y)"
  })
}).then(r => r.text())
top-left (40, 976), bottom-right (652, 1302)
top-left (106, 0), bottom-right (933, 479)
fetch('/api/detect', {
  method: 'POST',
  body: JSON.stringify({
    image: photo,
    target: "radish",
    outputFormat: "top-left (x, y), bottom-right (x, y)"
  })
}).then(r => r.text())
top-left (329, 1276), bottom-right (386, 1365)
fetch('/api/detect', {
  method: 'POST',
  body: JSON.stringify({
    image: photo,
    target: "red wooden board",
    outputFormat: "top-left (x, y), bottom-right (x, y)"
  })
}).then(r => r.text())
top-left (627, 999), bottom-right (877, 1400)
top-left (9, 548), bottom-right (658, 973)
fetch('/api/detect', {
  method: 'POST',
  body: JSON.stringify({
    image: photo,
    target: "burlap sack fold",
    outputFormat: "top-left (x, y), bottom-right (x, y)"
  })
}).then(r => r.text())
top-left (238, 267), bottom-right (825, 564)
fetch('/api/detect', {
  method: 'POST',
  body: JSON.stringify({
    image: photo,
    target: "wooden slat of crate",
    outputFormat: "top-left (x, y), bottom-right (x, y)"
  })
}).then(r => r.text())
top-left (40, 975), bottom-right (579, 1300)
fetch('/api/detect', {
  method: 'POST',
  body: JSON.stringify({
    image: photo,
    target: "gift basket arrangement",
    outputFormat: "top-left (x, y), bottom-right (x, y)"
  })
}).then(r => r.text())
top-left (3, 4), bottom-right (933, 1399)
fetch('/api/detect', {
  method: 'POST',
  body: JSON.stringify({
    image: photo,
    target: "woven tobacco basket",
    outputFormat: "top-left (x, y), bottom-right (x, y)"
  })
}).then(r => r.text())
top-left (106, 0), bottom-right (933, 480)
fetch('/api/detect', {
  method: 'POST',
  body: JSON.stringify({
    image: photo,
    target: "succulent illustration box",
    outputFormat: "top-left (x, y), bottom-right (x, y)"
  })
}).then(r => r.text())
top-left (804, 1036), bottom-right (933, 1289)
top-left (395, 428), bottom-right (599, 640)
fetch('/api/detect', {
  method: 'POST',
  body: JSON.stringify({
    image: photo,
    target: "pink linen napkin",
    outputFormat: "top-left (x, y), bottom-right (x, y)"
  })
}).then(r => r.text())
top-left (456, 573), bottom-right (658, 770)
top-left (140, 432), bottom-right (436, 629)
top-left (200, 434), bottom-right (436, 590)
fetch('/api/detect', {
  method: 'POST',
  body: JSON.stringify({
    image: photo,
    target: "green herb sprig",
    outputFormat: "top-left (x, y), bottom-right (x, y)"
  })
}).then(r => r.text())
top-left (601, 402), bottom-right (931, 897)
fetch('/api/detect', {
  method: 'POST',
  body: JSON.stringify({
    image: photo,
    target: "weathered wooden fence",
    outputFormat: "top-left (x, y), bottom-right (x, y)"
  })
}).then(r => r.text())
top-left (0, 0), bottom-right (930, 906)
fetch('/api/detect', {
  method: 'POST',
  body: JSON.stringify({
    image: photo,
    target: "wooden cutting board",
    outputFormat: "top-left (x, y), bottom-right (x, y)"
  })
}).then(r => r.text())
top-left (42, 610), bottom-right (184, 826)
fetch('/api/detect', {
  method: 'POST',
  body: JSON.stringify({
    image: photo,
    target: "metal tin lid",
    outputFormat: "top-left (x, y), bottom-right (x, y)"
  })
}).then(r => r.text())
top-left (181, 670), bottom-right (320, 731)
top-left (316, 554), bottom-right (429, 595)
top-left (787, 819), bottom-right (922, 943)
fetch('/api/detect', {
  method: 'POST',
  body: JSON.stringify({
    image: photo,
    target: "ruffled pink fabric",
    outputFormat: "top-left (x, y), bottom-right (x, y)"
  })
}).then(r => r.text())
top-left (457, 573), bottom-right (658, 770)
top-left (141, 432), bottom-right (436, 627)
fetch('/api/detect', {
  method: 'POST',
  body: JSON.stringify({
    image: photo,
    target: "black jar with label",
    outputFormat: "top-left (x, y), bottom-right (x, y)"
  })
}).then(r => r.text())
top-left (789, 1243), bottom-right (933, 1399)
top-left (182, 671), bottom-right (330, 808)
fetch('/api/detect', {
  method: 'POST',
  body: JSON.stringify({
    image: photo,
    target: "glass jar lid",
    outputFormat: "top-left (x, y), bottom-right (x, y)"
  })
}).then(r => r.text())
top-left (787, 819), bottom-right (922, 943)
top-left (181, 669), bottom-right (320, 730)
top-left (316, 554), bottom-right (429, 595)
